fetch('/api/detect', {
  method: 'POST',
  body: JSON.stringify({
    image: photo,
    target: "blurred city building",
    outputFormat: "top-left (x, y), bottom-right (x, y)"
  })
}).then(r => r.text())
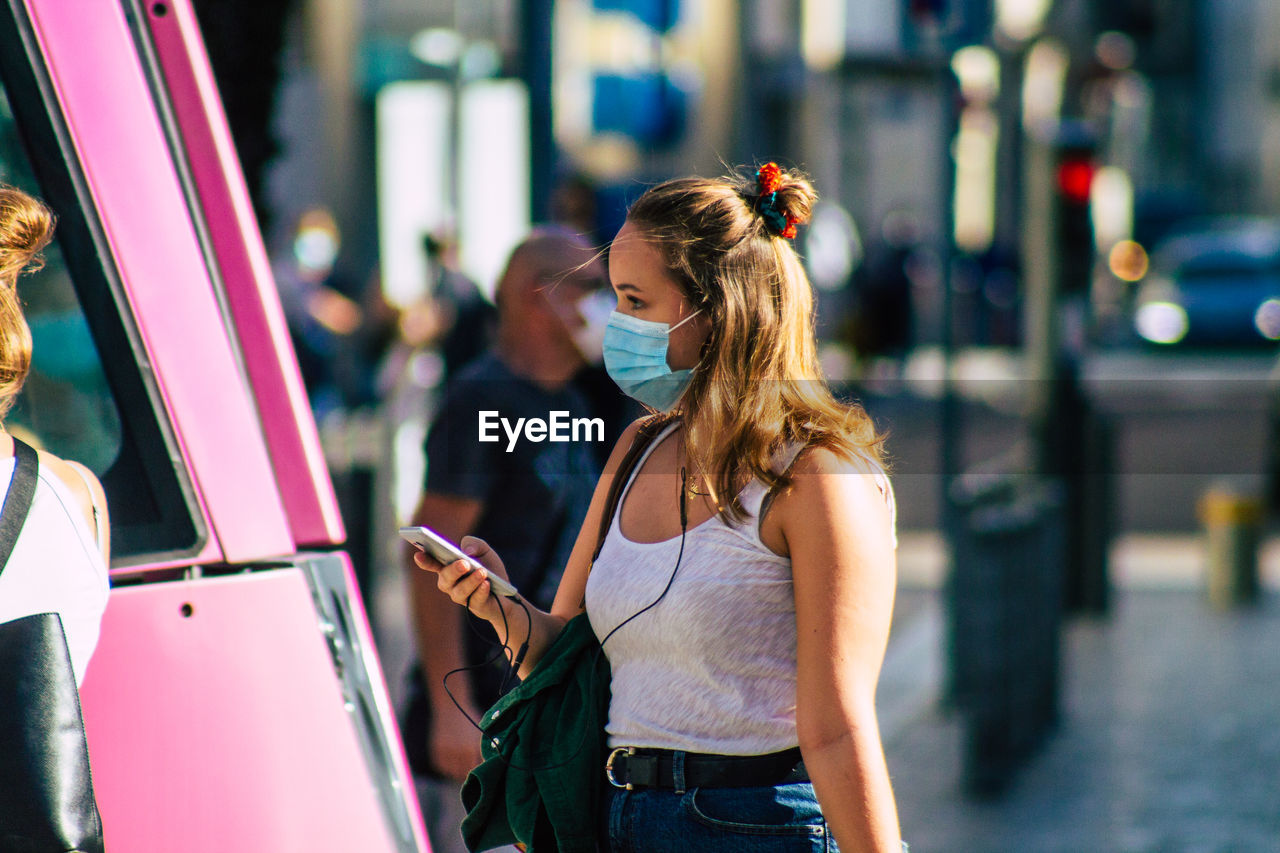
top-left (185, 0), bottom-right (1280, 359)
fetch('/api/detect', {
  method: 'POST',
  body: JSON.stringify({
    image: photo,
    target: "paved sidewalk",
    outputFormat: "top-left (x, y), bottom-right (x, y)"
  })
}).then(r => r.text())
top-left (879, 535), bottom-right (1280, 853)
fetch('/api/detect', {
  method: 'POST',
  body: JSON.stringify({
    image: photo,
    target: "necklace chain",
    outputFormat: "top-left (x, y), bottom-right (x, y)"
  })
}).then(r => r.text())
top-left (679, 423), bottom-right (716, 500)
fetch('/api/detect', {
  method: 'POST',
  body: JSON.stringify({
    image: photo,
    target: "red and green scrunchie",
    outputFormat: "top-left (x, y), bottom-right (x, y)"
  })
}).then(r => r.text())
top-left (753, 162), bottom-right (798, 239)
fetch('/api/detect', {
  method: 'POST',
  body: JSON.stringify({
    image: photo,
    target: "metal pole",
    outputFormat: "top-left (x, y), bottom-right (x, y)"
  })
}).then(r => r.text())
top-left (939, 66), bottom-right (962, 537)
top-left (519, 0), bottom-right (555, 222)
top-left (1021, 129), bottom-right (1059, 477)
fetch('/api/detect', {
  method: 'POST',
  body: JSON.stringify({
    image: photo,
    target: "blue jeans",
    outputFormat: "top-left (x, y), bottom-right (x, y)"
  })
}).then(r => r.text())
top-left (597, 778), bottom-right (910, 853)
top-left (598, 779), bottom-right (835, 853)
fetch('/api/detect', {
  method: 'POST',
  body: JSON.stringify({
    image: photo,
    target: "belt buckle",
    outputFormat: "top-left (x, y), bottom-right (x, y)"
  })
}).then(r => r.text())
top-left (605, 746), bottom-right (635, 790)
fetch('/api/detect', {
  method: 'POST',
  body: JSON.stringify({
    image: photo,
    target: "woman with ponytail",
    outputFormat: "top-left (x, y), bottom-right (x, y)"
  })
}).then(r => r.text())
top-left (423, 164), bottom-right (905, 852)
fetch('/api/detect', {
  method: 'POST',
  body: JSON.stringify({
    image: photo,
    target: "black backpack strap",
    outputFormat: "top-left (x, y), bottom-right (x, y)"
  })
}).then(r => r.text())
top-left (0, 436), bottom-right (38, 575)
top-left (591, 414), bottom-right (673, 563)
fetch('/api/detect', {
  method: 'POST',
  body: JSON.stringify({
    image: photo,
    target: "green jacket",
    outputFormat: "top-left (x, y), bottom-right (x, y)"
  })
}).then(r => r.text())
top-left (460, 612), bottom-right (610, 853)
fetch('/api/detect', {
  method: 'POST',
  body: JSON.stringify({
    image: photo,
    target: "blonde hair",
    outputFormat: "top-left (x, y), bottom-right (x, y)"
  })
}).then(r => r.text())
top-left (0, 186), bottom-right (54, 419)
top-left (626, 164), bottom-right (885, 521)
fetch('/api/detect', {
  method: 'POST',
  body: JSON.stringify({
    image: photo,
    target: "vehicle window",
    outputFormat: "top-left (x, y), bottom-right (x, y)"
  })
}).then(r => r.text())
top-left (0, 95), bottom-right (123, 474)
top-left (0, 26), bottom-right (203, 565)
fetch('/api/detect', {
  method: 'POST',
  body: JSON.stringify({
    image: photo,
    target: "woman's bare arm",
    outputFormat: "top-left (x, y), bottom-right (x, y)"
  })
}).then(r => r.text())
top-left (777, 447), bottom-right (902, 853)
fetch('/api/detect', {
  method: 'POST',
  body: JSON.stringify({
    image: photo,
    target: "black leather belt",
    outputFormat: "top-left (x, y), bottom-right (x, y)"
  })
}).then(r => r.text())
top-left (605, 746), bottom-right (805, 790)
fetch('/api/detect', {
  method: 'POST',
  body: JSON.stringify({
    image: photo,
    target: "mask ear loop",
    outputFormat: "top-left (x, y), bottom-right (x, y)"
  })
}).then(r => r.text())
top-left (669, 308), bottom-right (706, 399)
top-left (667, 309), bottom-right (701, 332)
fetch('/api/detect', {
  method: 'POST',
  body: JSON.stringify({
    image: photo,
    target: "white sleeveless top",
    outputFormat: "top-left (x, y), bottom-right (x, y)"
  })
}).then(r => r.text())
top-left (585, 422), bottom-right (895, 755)
top-left (0, 455), bottom-right (109, 686)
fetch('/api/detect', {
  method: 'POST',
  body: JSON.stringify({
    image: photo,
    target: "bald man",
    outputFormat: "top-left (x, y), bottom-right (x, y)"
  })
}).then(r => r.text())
top-left (402, 228), bottom-right (619, 853)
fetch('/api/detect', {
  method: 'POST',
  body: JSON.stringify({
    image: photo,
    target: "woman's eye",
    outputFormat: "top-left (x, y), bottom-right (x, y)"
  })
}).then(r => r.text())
top-left (627, 296), bottom-right (643, 309)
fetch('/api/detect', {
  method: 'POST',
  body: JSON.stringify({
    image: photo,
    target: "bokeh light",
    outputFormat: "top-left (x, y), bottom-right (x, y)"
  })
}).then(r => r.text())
top-left (1135, 302), bottom-right (1189, 344)
top-left (1108, 240), bottom-right (1149, 282)
top-left (1254, 298), bottom-right (1280, 340)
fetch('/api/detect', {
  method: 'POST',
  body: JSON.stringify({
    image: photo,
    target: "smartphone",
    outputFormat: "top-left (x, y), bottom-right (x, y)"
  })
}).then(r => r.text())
top-left (399, 525), bottom-right (520, 598)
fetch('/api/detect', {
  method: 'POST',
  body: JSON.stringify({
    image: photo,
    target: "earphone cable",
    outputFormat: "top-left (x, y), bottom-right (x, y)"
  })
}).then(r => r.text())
top-left (442, 586), bottom-right (531, 732)
top-left (486, 466), bottom-right (692, 774)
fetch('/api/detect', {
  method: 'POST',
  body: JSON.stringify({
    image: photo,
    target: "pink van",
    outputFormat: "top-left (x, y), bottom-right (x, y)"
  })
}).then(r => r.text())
top-left (0, 0), bottom-right (429, 850)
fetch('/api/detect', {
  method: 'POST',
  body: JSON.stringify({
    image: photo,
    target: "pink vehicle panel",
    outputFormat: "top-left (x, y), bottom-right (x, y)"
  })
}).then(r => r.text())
top-left (25, 0), bottom-right (293, 565)
top-left (142, 0), bottom-right (346, 549)
top-left (0, 0), bottom-right (429, 849)
top-left (80, 562), bottom-right (408, 852)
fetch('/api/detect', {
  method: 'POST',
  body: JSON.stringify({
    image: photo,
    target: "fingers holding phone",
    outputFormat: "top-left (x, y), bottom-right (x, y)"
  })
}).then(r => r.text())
top-left (456, 535), bottom-right (505, 575)
top-left (402, 527), bottom-right (516, 594)
top-left (435, 555), bottom-right (502, 620)
top-left (403, 528), bottom-right (517, 622)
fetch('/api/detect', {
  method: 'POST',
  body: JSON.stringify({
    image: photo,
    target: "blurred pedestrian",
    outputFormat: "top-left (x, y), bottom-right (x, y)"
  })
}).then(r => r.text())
top-left (549, 168), bottom-right (639, 469)
top-left (422, 164), bottom-right (907, 852)
top-left (272, 207), bottom-right (368, 416)
top-left (0, 186), bottom-right (110, 682)
top-left (401, 226), bottom-right (620, 853)
top-left (420, 231), bottom-right (497, 381)
top-left (274, 208), bottom-right (406, 601)
top-left (845, 209), bottom-right (918, 370)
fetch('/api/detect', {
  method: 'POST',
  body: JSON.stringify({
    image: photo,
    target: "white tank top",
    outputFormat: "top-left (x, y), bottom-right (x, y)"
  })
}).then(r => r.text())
top-left (0, 455), bottom-right (109, 686)
top-left (585, 422), bottom-right (895, 755)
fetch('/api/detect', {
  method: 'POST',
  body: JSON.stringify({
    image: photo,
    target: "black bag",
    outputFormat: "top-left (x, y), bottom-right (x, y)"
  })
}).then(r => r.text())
top-left (0, 437), bottom-right (105, 853)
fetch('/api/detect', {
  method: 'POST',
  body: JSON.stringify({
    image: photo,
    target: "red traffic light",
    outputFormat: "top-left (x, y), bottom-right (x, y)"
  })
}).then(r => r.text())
top-left (1056, 157), bottom-right (1096, 204)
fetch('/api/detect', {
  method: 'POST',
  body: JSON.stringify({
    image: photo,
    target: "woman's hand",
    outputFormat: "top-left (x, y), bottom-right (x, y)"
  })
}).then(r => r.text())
top-left (415, 535), bottom-right (513, 625)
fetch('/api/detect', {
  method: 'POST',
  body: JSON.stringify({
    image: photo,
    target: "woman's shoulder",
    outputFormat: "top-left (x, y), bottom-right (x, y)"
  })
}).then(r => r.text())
top-left (780, 443), bottom-right (895, 517)
top-left (788, 442), bottom-right (887, 479)
top-left (36, 451), bottom-right (106, 536)
top-left (779, 443), bottom-right (897, 546)
top-left (39, 450), bottom-right (103, 493)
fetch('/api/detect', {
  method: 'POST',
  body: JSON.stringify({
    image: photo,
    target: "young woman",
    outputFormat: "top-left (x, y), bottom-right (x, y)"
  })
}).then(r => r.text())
top-left (0, 186), bottom-right (110, 686)
top-left (421, 164), bottom-right (904, 852)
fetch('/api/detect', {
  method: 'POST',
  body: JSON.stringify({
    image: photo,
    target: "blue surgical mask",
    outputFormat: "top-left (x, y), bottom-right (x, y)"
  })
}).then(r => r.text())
top-left (603, 309), bottom-right (702, 411)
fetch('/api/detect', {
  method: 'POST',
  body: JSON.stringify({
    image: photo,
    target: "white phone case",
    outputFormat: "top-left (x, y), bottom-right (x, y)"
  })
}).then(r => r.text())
top-left (399, 526), bottom-right (519, 598)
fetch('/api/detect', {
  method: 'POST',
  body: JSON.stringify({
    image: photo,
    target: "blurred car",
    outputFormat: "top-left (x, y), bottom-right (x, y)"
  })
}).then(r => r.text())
top-left (1132, 217), bottom-right (1280, 347)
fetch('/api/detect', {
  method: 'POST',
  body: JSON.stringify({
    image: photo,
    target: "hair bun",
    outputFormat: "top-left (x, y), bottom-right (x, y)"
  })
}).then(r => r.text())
top-left (0, 186), bottom-right (54, 281)
top-left (750, 163), bottom-right (816, 238)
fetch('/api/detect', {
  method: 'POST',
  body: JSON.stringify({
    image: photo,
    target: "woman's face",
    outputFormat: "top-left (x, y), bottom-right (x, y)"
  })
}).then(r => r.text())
top-left (608, 220), bottom-right (709, 370)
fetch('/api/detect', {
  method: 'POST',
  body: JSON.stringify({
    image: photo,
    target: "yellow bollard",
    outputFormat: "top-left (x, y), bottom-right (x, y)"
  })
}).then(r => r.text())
top-left (1198, 486), bottom-right (1263, 609)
